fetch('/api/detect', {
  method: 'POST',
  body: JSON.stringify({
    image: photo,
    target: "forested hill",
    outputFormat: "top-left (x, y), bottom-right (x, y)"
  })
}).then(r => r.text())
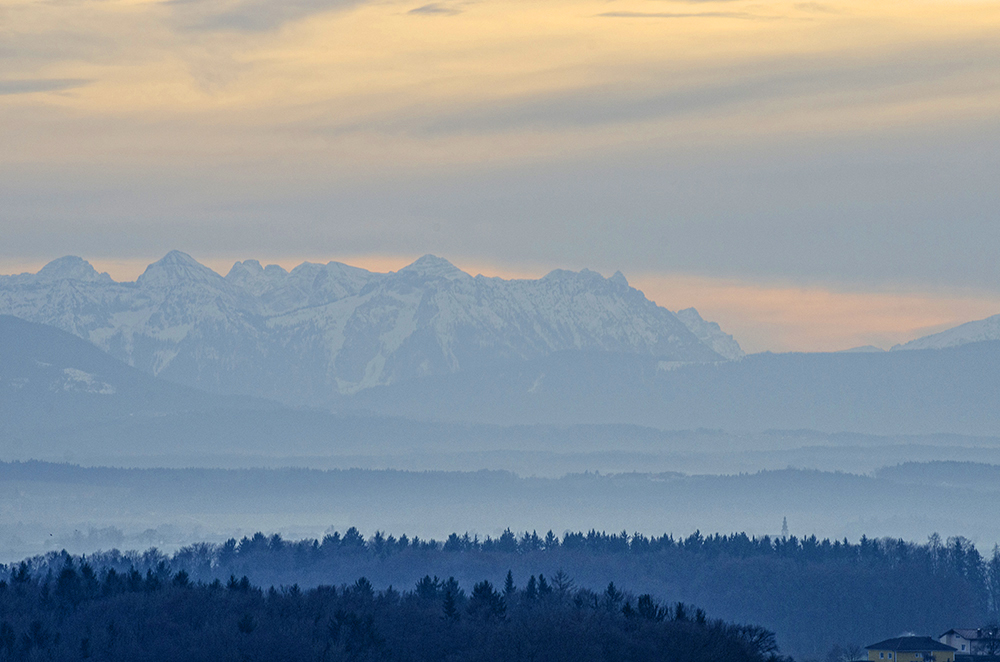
top-left (0, 561), bottom-right (781, 662)
top-left (5, 528), bottom-right (995, 660)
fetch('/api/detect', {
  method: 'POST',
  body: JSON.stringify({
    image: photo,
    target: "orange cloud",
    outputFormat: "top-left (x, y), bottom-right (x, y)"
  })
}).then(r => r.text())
top-left (632, 274), bottom-right (1000, 354)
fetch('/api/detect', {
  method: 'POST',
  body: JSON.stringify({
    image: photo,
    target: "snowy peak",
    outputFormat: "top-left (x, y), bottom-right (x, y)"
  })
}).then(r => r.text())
top-left (227, 259), bottom-right (264, 277)
top-left (226, 259), bottom-right (289, 296)
top-left (536, 269), bottom-right (624, 297)
top-left (0, 253), bottom-right (744, 404)
top-left (893, 313), bottom-right (1000, 351)
top-left (249, 260), bottom-right (375, 313)
top-left (675, 308), bottom-right (745, 360)
top-left (34, 256), bottom-right (112, 284)
top-left (264, 264), bottom-right (288, 277)
top-left (399, 254), bottom-right (468, 281)
top-left (543, 268), bottom-right (597, 282)
top-left (138, 251), bottom-right (225, 289)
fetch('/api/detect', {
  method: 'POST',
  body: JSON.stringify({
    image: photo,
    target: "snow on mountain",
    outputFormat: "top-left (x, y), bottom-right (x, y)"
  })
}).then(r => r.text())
top-left (56, 367), bottom-right (117, 395)
top-left (0, 315), bottom-right (276, 441)
top-left (34, 256), bottom-right (114, 284)
top-left (0, 252), bottom-right (743, 404)
top-left (674, 308), bottom-right (744, 361)
top-left (136, 249), bottom-right (225, 289)
top-left (225, 260), bottom-right (289, 297)
top-left (892, 313), bottom-right (1000, 351)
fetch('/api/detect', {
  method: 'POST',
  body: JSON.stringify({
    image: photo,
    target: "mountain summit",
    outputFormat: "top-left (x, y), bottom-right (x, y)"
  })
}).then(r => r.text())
top-left (0, 253), bottom-right (743, 404)
top-left (398, 254), bottom-right (467, 280)
top-left (34, 256), bottom-right (112, 284)
top-left (137, 250), bottom-right (227, 288)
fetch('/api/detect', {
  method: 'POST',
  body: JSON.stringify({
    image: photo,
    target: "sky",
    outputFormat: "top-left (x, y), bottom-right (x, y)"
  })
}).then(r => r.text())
top-left (2, 0), bottom-right (999, 352)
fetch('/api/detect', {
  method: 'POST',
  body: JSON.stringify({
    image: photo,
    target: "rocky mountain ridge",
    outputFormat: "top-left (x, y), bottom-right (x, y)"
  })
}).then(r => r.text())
top-left (0, 252), bottom-right (742, 405)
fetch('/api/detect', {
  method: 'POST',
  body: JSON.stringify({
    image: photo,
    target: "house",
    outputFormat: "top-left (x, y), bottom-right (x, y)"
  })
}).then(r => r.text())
top-left (940, 629), bottom-right (1000, 656)
top-left (940, 630), bottom-right (977, 655)
top-left (866, 636), bottom-right (957, 662)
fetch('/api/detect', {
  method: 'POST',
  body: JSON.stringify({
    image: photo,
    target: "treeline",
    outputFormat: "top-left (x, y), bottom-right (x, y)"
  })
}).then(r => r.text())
top-left (0, 558), bottom-right (785, 662)
top-left (24, 526), bottom-right (990, 574)
top-left (3, 528), bottom-right (996, 659)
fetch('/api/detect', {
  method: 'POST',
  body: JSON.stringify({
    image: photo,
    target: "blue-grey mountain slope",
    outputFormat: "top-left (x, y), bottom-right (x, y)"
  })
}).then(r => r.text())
top-left (0, 315), bottom-right (266, 430)
top-left (0, 252), bottom-right (740, 405)
top-left (893, 312), bottom-right (1000, 351)
top-left (342, 341), bottom-right (1000, 436)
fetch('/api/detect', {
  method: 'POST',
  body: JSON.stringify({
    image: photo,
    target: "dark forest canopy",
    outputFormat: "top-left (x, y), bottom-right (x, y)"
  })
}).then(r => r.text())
top-left (3, 528), bottom-right (1000, 660)
top-left (0, 557), bottom-right (785, 662)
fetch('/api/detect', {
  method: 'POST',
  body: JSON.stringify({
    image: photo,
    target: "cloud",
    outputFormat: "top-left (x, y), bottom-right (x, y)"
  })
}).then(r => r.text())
top-left (632, 274), bottom-right (1000, 353)
top-left (167, 0), bottom-right (366, 32)
top-left (598, 11), bottom-right (758, 19)
top-left (408, 3), bottom-right (462, 16)
top-left (313, 38), bottom-right (1000, 138)
top-left (794, 3), bottom-right (839, 13)
top-left (0, 79), bottom-right (91, 96)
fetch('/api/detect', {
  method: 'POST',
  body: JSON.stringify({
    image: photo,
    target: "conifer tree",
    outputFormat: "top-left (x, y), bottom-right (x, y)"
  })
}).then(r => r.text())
top-left (537, 574), bottom-right (552, 596)
top-left (503, 570), bottom-right (516, 599)
top-left (552, 569), bottom-right (575, 596)
top-left (443, 588), bottom-right (459, 622)
top-left (524, 575), bottom-right (538, 601)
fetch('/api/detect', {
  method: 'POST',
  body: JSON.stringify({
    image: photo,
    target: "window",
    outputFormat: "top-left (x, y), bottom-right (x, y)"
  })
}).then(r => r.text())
top-left (879, 654), bottom-right (884, 659)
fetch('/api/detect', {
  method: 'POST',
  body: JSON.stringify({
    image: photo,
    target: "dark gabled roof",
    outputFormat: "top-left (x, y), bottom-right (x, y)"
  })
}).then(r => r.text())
top-left (866, 636), bottom-right (957, 652)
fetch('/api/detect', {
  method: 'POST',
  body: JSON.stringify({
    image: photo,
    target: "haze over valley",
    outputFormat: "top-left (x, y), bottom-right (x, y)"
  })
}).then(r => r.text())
top-left (3, 254), bottom-right (1000, 565)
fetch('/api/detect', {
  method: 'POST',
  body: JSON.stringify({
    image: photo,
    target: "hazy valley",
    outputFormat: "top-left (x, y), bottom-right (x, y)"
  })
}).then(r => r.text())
top-left (4, 254), bottom-right (1000, 661)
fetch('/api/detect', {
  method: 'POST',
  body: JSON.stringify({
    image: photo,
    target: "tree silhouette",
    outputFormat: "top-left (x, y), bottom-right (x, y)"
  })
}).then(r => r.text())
top-left (503, 570), bottom-right (516, 600)
top-left (443, 588), bottom-right (459, 622)
top-left (468, 580), bottom-right (506, 620)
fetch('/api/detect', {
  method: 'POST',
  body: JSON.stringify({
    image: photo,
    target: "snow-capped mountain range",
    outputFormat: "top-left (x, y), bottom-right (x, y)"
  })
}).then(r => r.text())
top-left (0, 252), bottom-right (743, 405)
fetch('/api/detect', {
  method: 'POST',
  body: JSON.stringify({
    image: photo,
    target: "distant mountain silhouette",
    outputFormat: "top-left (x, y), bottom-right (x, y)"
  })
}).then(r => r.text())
top-left (341, 342), bottom-right (1000, 436)
top-left (894, 312), bottom-right (1000, 351)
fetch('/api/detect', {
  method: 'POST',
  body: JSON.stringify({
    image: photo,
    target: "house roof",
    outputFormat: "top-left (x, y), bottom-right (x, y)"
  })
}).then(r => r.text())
top-left (866, 636), bottom-right (958, 652)
top-left (941, 629), bottom-right (985, 641)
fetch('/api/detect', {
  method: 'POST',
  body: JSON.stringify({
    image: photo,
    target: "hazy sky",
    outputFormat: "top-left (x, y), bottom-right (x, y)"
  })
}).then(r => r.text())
top-left (2, 0), bottom-right (999, 351)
